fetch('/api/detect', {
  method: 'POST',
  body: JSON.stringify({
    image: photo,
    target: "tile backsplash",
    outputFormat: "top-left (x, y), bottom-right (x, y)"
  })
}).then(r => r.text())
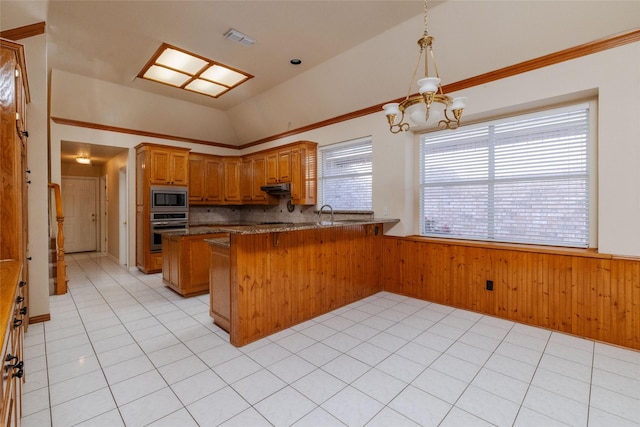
top-left (189, 197), bottom-right (373, 225)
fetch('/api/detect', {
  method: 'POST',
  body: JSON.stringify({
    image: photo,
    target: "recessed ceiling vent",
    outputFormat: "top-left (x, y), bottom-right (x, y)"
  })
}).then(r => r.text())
top-left (223, 28), bottom-right (255, 47)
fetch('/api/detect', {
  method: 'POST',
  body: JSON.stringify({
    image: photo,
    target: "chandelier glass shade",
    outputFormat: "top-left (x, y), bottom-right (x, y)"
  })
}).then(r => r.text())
top-left (383, 0), bottom-right (466, 133)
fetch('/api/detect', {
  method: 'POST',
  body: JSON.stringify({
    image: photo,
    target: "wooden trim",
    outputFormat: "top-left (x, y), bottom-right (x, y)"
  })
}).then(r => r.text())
top-left (51, 117), bottom-right (237, 149)
top-left (396, 235), bottom-right (614, 260)
top-left (52, 29), bottom-right (639, 151)
top-left (0, 22), bottom-right (46, 41)
top-left (28, 313), bottom-right (51, 324)
top-left (240, 29), bottom-right (640, 148)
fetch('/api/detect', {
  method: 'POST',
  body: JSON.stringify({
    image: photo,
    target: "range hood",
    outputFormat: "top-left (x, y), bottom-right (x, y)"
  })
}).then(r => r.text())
top-left (260, 183), bottom-right (291, 195)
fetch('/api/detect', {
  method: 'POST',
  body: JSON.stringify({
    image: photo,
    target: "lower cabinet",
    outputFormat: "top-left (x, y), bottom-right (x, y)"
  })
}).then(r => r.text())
top-left (1, 260), bottom-right (26, 427)
top-left (208, 241), bottom-right (230, 332)
top-left (162, 233), bottom-right (227, 297)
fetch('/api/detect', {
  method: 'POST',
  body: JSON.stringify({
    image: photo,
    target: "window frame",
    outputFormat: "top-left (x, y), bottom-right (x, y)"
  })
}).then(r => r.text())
top-left (417, 100), bottom-right (598, 248)
top-left (317, 136), bottom-right (373, 211)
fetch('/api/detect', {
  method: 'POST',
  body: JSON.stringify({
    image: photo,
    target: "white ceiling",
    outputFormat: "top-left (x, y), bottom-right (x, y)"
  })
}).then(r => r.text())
top-left (43, 0), bottom-right (423, 111)
top-left (2, 1), bottom-right (639, 156)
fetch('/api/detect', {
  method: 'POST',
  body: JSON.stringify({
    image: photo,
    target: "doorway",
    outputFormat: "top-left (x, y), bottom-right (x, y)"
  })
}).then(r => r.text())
top-left (61, 176), bottom-right (99, 253)
top-left (119, 166), bottom-right (128, 266)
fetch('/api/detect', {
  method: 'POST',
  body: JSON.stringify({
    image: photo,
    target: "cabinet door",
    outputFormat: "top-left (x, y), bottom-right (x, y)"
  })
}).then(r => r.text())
top-left (252, 157), bottom-right (268, 201)
top-left (224, 158), bottom-right (241, 202)
top-left (149, 150), bottom-right (171, 184)
top-left (266, 150), bottom-right (292, 184)
top-left (188, 155), bottom-right (205, 202)
top-left (204, 157), bottom-right (224, 202)
top-left (210, 245), bottom-right (231, 332)
top-left (170, 151), bottom-right (189, 185)
top-left (266, 152), bottom-right (279, 184)
top-left (290, 145), bottom-right (317, 205)
top-left (277, 150), bottom-right (292, 182)
top-left (240, 158), bottom-right (253, 202)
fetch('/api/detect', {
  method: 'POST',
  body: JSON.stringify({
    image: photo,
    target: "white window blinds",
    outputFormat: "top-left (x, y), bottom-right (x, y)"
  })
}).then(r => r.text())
top-left (420, 104), bottom-right (591, 247)
top-left (319, 138), bottom-right (373, 210)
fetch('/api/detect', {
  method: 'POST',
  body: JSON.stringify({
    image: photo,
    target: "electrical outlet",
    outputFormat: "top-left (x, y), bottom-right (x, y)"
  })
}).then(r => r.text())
top-left (383, 206), bottom-right (389, 217)
top-left (486, 280), bottom-right (494, 291)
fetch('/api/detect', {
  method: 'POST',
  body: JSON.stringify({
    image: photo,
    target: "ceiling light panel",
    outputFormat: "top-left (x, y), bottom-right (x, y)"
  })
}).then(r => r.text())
top-left (185, 79), bottom-right (229, 97)
top-left (143, 65), bottom-right (191, 87)
top-left (156, 48), bottom-right (208, 74)
top-left (138, 43), bottom-right (253, 98)
top-left (200, 65), bottom-right (248, 87)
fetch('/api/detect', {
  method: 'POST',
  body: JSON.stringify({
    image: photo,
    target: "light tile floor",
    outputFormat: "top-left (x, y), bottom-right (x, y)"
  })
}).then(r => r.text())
top-left (22, 253), bottom-right (640, 427)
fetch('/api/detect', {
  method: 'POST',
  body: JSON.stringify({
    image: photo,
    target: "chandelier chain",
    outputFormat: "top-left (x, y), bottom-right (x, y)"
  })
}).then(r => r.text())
top-left (424, 0), bottom-right (429, 36)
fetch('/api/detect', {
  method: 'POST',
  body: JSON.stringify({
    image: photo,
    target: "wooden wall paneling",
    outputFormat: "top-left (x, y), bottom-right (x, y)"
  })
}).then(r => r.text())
top-left (229, 225), bottom-right (385, 346)
top-left (381, 237), bottom-right (640, 350)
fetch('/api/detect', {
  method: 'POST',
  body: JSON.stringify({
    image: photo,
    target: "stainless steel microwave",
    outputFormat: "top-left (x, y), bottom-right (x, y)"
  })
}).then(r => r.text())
top-left (150, 186), bottom-right (188, 211)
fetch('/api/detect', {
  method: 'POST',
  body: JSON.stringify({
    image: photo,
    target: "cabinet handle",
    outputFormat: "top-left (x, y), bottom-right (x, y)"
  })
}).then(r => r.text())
top-left (19, 307), bottom-right (27, 315)
top-left (21, 130), bottom-right (29, 137)
top-left (4, 361), bottom-right (23, 372)
top-left (19, 281), bottom-right (27, 288)
top-left (5, 354), bottom-right (17, 363)
top-left (16, 296), bottom-right (24, 304)
top-left (13, 318), bottom-right (22, 329)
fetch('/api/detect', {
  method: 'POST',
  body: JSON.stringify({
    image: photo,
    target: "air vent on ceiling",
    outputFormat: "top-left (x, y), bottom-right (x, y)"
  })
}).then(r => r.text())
top-left (223, 28), bottom-right (255, 47)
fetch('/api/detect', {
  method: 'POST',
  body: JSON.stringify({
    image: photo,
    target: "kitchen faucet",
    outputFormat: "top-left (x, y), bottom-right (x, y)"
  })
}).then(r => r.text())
top-left (318, 204), bottom-right (334, 224)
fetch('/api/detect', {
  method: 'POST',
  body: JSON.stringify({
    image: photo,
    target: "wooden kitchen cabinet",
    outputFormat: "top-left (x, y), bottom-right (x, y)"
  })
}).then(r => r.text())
top-left (290, 143), bottom-right (317, 205)
top-left (240, 155), bottom-right (271, 204)
top-left (1, 39), bottom-right (30, 344)
top-left (266, 149), bottom-right (291, 184)
top-left (223, 157), bottom-right (241, 203)
top-left (162, 233), bottom-right (227, 297)
top-left (135, 143), bottom-right (190, 273)
top-left (148, 146), bottom-right (189, 185)
top-left (189, 153), bottom-right (224, 204)
top-left (188, 154), bottom-right (205, 202)
top-left (209, 240), bottom-right (230, 332)
top-left (1, 260), bottom-right (26, 427)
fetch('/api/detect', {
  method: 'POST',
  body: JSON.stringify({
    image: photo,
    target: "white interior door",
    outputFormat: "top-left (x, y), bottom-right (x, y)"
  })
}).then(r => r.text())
top-left (62, 176), bottom-right (98, 253)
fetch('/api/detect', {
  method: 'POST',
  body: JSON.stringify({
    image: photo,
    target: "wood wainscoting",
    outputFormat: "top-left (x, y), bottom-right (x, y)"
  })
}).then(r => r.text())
top-left (230, 224), bottom-right (384, 346)
top-left (382, 236), bottom-right (640, 351)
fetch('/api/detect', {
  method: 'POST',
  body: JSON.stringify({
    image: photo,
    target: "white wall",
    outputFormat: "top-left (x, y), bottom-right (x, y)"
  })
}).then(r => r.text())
top-left (50, 41), bottom-right (640, 258)
top-left (50, 69), bottom-right (239, 145)
top-left (259, 42), bottom-right (640, 257)
top-left (21, 34), bottom-right (49, 320)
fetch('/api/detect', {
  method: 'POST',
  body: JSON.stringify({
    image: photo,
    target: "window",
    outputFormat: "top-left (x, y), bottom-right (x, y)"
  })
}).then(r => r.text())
top-left (318, 137), bottom-right (373, 210)
top-left (419, 103), bottom-right (591, 247)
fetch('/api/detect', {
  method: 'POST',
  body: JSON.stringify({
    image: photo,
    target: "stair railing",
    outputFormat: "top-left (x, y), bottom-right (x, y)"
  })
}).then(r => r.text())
top-left (48, 183), bottom-right (67, 294)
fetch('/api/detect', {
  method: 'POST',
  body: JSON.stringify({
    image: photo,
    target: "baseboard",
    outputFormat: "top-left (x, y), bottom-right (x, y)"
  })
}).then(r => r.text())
top-left (29, 313), bottom-right (51, 324)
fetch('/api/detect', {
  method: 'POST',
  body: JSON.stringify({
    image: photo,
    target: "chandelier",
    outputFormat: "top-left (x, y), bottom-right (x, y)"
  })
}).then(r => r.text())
top-left (383, 0), bottom-right (466, 133)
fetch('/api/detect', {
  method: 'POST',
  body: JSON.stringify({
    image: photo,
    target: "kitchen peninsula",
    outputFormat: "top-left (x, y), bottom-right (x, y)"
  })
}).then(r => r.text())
top-left (167, 219), bottom-right (399, 346)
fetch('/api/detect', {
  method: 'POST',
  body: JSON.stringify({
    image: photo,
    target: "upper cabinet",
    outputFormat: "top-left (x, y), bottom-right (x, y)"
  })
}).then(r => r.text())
top-left (188, 141), bottom-right (317, 206)
top-left (241, 154), bottom-right (270, 204)
top-left (189, 154), bottom-right (224, 204)
top-left (223, 157), bottom-right (241, 203)
top-left (266, 149), bottom-right (291, 184)
top-left (146, 146), bottom-right (189, 186)
top-left (290, 143), bottom-right (317, 205)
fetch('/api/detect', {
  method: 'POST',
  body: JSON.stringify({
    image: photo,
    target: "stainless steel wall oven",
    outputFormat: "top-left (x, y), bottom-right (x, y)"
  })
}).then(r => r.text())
top-left (150, 212), bottom-right (188, 253)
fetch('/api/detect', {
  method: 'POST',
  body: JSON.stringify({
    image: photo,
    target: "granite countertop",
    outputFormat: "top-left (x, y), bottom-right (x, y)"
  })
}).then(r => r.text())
top-left (163, 218), bottom-right (400, 237)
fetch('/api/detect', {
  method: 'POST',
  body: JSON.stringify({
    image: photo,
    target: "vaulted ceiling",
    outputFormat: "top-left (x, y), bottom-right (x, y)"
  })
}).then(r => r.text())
top-left (2, 1), bottom-right (638, 147)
